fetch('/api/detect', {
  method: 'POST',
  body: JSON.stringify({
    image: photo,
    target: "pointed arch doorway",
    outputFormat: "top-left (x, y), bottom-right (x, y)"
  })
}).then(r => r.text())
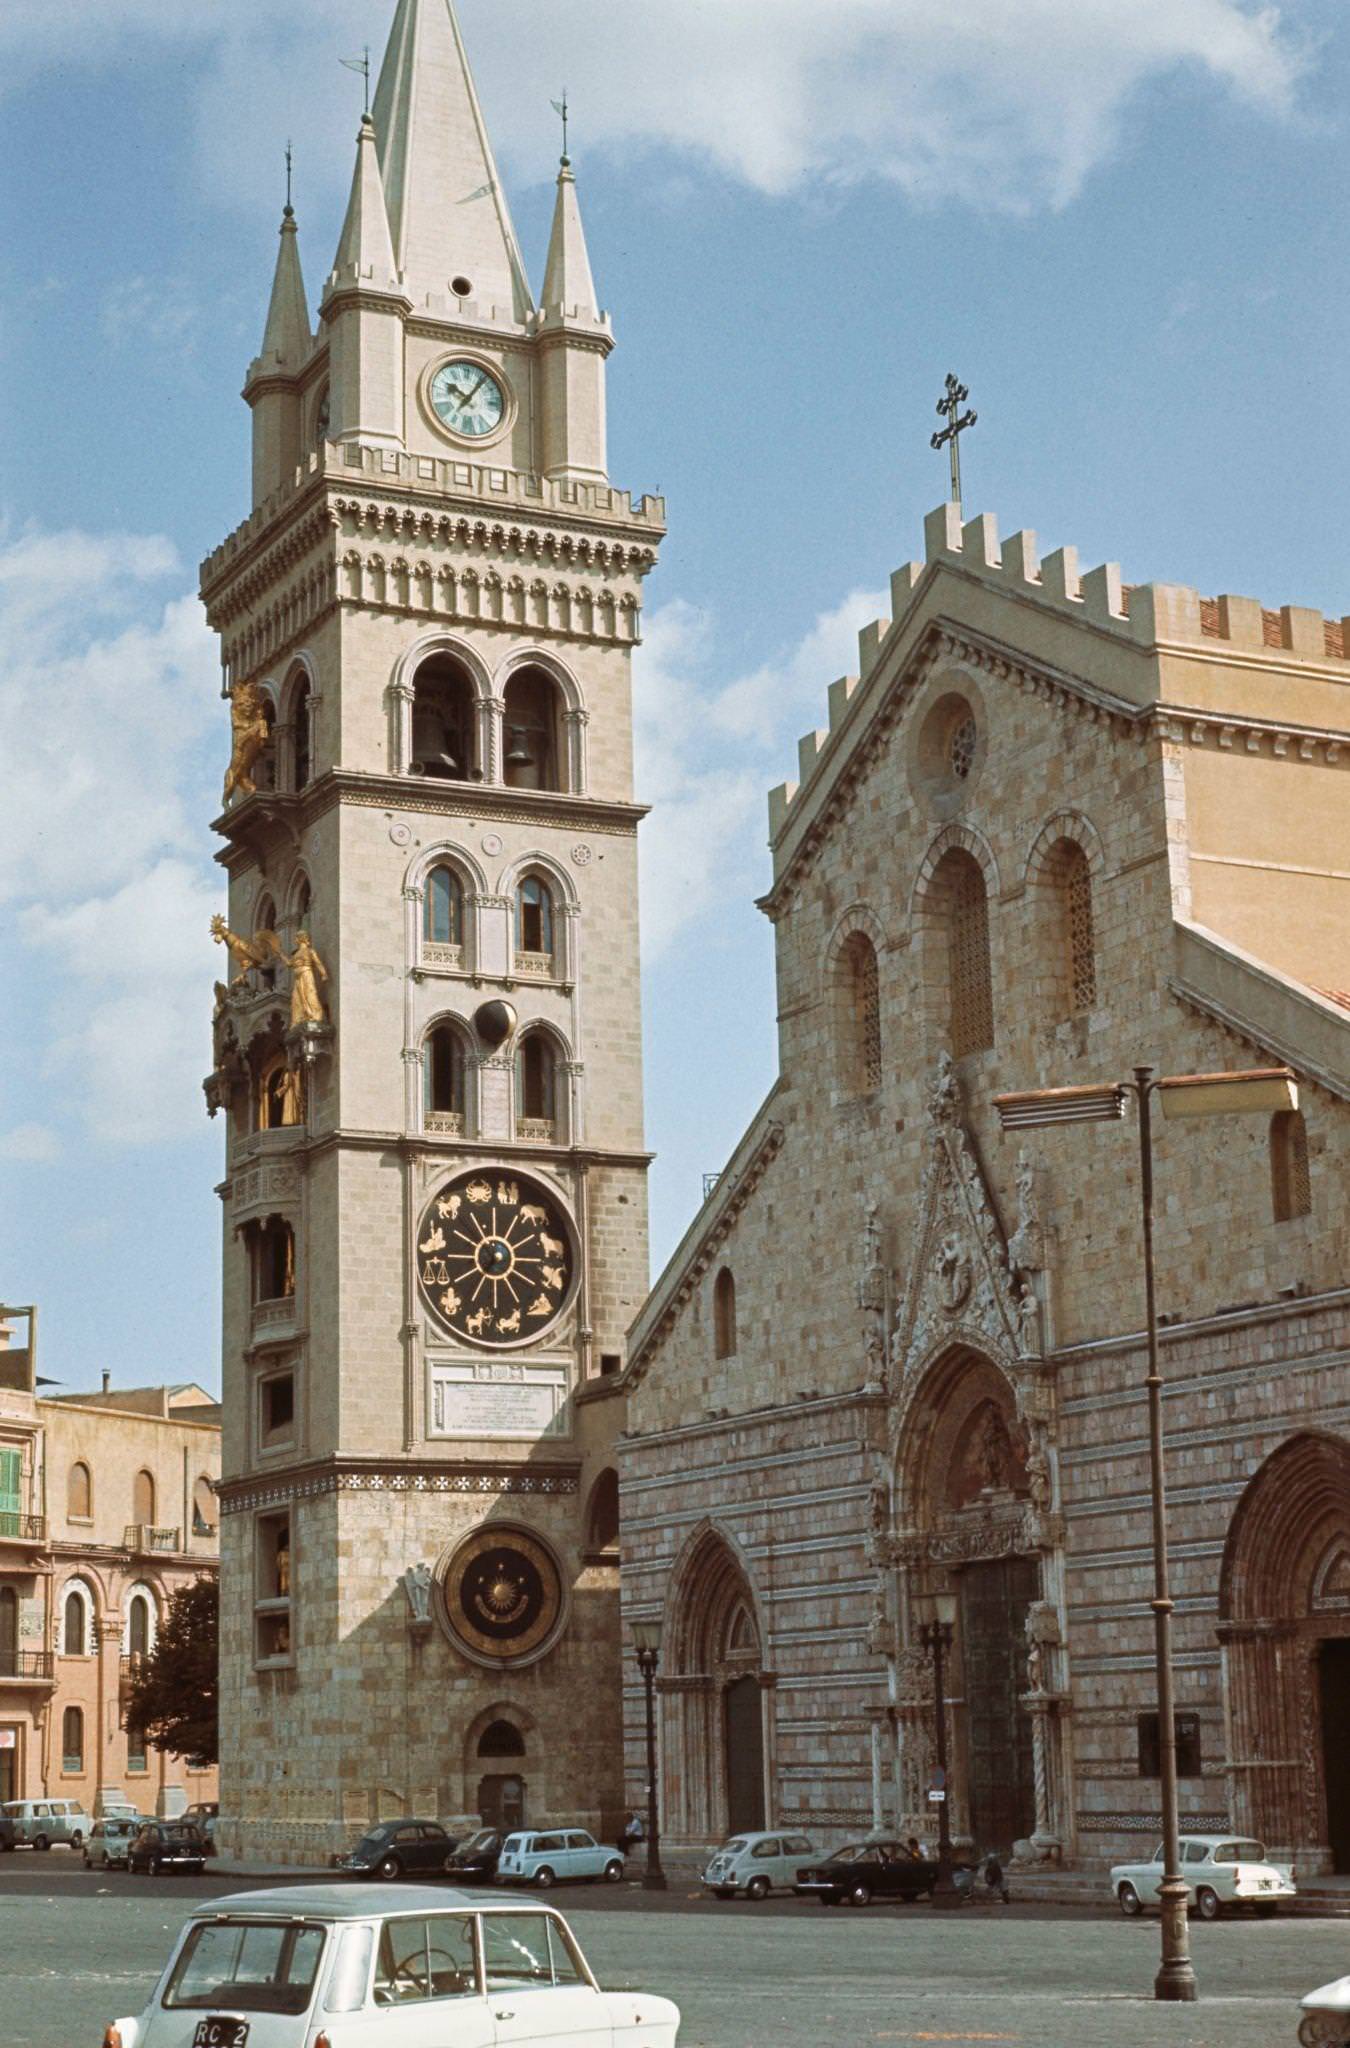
top-left (664, 1526), bottom-right (771, 1841)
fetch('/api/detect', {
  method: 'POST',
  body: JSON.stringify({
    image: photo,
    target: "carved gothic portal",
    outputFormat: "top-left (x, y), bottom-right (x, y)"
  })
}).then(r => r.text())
top-left (1219, 1431), bottom-right (1350, 1871)
top-left (660, 1525), bottom-right (772, 1843)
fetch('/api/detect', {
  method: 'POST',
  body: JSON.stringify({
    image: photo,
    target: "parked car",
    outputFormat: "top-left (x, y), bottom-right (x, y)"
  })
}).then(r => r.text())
top-left (443, 1826), bottom-right (504, 1884)
top-left (102, 1881), bottom-right (681, 2047)
top-left (0, 1797), bottom-right (91, 1850)
top-left (126, 1822), bottom-right (209, 1876)
top-left (1298, 1968), bottom-right (1350, 2046)
top-left (702, 1830), bottom-right (819, 1899)
top-left (496, 1828), bottom-right (626, 1888)
top-left (181, 1803), bottom-right (219, 1852)
top-left (794, 1838), bottom-right (940, 1907)
top-left (1110, 1835), bottom-right (1296, 1920)
top-left (84, 1816), bottom-right (143, 1870)
top-left (330, 1818), bottom-right (457, 1880)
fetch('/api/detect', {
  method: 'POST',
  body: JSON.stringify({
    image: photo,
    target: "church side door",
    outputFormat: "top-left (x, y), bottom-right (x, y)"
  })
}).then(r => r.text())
top-left (959, 1557), bottom-right (1038, 1853)
top-left (724, 1675), bottom-right (765, 1833)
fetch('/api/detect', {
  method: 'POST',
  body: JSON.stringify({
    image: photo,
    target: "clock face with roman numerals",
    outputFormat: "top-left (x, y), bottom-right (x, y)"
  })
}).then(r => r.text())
top-left (417, 1170), bottom-right (573, 1346)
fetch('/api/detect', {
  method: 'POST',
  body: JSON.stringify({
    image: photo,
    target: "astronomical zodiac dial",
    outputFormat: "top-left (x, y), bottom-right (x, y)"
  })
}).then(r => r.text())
top-left (418, 1170), bottom-right (574, 1346)
top-left (443, 1526), bottom-right (563, 1665)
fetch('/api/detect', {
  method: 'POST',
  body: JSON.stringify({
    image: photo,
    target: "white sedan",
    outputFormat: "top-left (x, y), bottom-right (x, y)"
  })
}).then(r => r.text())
top-left (1298, 1969), bottom-right (1350, 2046)
top-left (1110, 1834), bottom-right (1296, 1920)
top-left (101, 1881), bottom-right (680, 2047)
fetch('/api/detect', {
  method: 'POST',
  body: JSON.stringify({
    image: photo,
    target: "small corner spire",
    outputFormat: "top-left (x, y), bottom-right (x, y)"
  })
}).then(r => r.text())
top-left (327, 109), bottom-right (399, 296)
top-left (541, 140), bottom-right (600, 323)
top-left (258, 162), bottom-right (311, 366)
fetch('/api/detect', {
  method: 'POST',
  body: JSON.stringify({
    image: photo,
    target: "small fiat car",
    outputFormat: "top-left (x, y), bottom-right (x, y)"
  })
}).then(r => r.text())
top-left (1110, 1834), bottom-right (1296, 1919)
top-left (127, 1821), bottom-right (209, 1876)
top-left (702, 1831), bottom-right (818, 1899)
top-left (85, 1816), bottom-right (143, 1870)
top-left (101, 1881), bottom-right (681, 2047)
top-left (496, 1829), bottom-right (626, 1888)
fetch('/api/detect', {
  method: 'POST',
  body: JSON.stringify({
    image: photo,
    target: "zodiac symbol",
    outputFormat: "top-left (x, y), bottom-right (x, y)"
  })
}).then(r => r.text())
top-left (541, 1264), bottom-right (564, 1291)
top-left (519, 1204), bottom-right (547, 1226)
top-left (465, 1179), bottom-right (494, 1205)
top-left (526, 1292), bottom-right (553, 1318)
top-left (497, 1180), bottom-right (519, 1205)
top-left (419, 1225), bottom-right (446, 1254)
top-left (465, 1306), bottom-right (491, 1336)
top-left (436, 1194), bottom-right (462, 1222)
top-left (440, 1286), bottom-right (462, 1318)
top-left (539, 1232), bottom-right (564, 1259)
top-left (497, 1307), bottom-right (522, 1335)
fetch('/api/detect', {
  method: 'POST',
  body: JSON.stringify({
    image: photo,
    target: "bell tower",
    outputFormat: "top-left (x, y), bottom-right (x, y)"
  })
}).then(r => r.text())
top-left (203, 0), bottom-right (663, 1860)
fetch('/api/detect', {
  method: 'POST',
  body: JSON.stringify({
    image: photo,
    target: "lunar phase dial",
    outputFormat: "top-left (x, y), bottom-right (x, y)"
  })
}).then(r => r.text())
top-left (442, 1526), bottom-right (564, 1665)
top-left (417, 1170), bottom-right (574, 1346)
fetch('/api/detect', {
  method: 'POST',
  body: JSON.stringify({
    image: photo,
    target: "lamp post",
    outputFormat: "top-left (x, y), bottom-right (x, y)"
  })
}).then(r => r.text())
top-left (914, 1590), bottom-right (961, 1905)
top-left (631, 1617), bottom-right (667, 1892)
top-left (994, 1062), bottom-right (1297, 2004)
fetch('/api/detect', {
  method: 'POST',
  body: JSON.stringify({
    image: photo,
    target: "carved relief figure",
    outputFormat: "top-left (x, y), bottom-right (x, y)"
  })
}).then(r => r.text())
top-left (973, 1406), bottom-right (1015, 1491)
top-left (222, 681), bottom-right (272, 803)
top-left (211, 914), bottom-right (284, 986)
top-left (402, 1561), bottom-right (433, 1628)
top-left (936, 1232), bottom-right (973, 1313)
top-left (284, 931), bottom-right (330, 1028)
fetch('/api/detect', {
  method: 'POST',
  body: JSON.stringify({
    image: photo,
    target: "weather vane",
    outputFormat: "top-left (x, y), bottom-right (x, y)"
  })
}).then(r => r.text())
top-left (550, 89), bottom-right (570, 165)
top-left (931, 373), bottom-right (977, 504)
top-left (284, 141), bottom-right (294, 218)
top-left (339, 46), bottom-right (371, 115)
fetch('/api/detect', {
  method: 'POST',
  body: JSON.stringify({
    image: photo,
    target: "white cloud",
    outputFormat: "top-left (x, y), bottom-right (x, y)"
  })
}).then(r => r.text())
top-left (0, 526), bottom-right (222, 1147)
top-left (634, 585), bottom-right (886, 959)
top-left (0, 1123), bottom-right (61, 1163)
top-left (0, 0), bottom-right (1310, 214)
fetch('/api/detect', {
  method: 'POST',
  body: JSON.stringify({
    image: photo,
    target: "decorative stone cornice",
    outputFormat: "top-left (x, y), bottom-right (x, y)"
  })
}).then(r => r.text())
top-left (217, 1454), bottom-right (581, 1517)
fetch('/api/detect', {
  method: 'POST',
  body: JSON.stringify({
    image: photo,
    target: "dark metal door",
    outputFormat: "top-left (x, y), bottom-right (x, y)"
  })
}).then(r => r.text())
top-left (1319, 1640), bottom-right (1350, 1873)
top-left (724, 1675), bottom-right (765, 1832)
top-left (478, 1774), bottom-right (525, 1831)
top-left (959, 1557), bottom-right (1038, 1854)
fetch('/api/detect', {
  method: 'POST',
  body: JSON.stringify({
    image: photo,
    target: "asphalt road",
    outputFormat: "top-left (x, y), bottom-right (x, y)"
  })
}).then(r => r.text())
top-left (0, 1851), bottom-right (1343, 2047)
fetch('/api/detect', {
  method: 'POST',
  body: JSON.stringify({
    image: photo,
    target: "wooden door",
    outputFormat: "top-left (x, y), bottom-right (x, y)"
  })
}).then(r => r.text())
top-left (724, 1675), bottom-right (765, 1833)
top-left (959, 1557), bottom-right (1038, 1854)
top-left (1319, 1640), bottom-right (1350, 1874)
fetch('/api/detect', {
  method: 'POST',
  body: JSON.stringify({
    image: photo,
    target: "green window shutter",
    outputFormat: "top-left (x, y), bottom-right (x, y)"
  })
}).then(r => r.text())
top-left (0, 1449), bottom-right (21, 1534)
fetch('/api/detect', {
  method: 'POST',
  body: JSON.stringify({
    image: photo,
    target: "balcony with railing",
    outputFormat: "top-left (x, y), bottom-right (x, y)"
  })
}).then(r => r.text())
top-left (0, 1511), bottom-right (46, 1546)
top-left (250, 1293), bottom-right (297, 1342)
top-left (0, 1650), bottom-right (54, 1684)
top-left (123, 1524), bottom-right (182, 1555)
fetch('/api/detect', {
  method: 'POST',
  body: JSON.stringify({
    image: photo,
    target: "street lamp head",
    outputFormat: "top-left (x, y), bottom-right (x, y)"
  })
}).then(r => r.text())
top-left (631, 1616), bottom-right (662, 1656)
top-left (914, 1590), bottom-right (957, 1630)
top-left (993, 1083), bottom-right (1128, 1130)
top-left (1157, 1067), bottom-right (1297, 1120)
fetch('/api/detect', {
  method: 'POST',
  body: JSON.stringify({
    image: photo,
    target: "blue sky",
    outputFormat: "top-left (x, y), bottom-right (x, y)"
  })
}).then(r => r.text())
top-left (2, 0), bottom-right (1348, 1393)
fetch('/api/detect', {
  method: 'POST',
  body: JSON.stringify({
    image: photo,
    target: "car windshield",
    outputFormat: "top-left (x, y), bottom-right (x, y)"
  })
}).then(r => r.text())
top-left (463, 1830), bottom-right (498, 1852)
top-left (1214, 1841), bottom-right (1266, 1863)
top-left (355, 1831), bottom-right (389, 1853)
top-left (164, 1920), bottom-right (327, 2014)
top-left (718, 1838), bottom-right (748, 1854)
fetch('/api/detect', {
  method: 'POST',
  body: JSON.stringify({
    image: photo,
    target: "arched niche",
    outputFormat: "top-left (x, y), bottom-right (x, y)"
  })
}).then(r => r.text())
top-left (659, 1522), bottom-right (772, 1842)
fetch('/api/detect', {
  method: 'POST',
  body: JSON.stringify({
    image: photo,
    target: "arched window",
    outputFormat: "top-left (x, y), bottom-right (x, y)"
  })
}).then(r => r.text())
top-left (257, 1052), bottom-right (302, 1131)
top-left (410, 655), bottom-right (476, 780)
top-left (935, 848), bottom-right (994, 1057)
top-left (424, 1023), bottom-right (467, 1133)
top-left (192, 1476), bottom-right (217, 1536)
top-left (503, 669), bottom-right (563, 791)
top-left (835, 931), bottom-right (882, 1094)
top-left (516, 1034), bottom-right (558, 1141)
top-left (586, 1468), bottom-right (620, 1554)
top-left (477, 1719), bottom-right (526, 1759)
top-left (253, 1217), bottom-right (296, 1303)
top-left (292, 678), bottom-right (312, 790)
top-left (253, 896), bottom-right (279, 992)
top-left (67, 1461), bottom-right (92, 1521)
top-left (126, 1588), bottom-right (154, 1661)
top-left (1046, 838), bottom-right (1096, 1016)
top-left (713, 1266), bottom-right (737, 1359)
top-left (61, 1705), bottom-right (84, 1774)
top-left (62, 1585), bottom-right (91, 1656)
top-left (514, 875), bottom-right (556, 972)
top-left (133, 1469), bottom-right (156, 1528)
top-left (423, 865), bottom-right (464, 951)
top-left (1271, 1110), bottom-right (1311, 1222)
top-left (254, 696), bottom-right (277, 793)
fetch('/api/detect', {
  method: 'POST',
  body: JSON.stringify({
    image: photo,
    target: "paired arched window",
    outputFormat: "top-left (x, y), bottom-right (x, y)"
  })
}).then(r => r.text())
top-left (424, 1022), bottom-right (468, 1131)
top-left (67, 1460), bottom-right (92, 1521)
top-left (424, 865), bottom-right (465, 951)
top-left (934, 848), bottom-right (994, 1057)
top-left (62, 1583), bottom-right (92, 1656)
top-left (516, 1033), bottom-right (559, 1140)
top-left (1045, 838), bottom-right (1096, 1016)
top-left (133, 1469), bottom-right (156, 1528)
top-left (410, 655), bottom-right (476, 780)
top-left (503, 668), bottom-right (563, 791)
top-left (835, 932), bottom-right (882, 1094)
top-left (1271, 1110), bottom-right (1311, 1222)
top-left (515, 875), bottom-right (556, 971)
top-left (713, 1266), bottom-right (738, 1359)
top-left (253, 1217), bottom-right (296, 1303)
top-left (61, 1706), bottom-right (84, 1774)
top-left (291, 678), bottom-right (312, 790)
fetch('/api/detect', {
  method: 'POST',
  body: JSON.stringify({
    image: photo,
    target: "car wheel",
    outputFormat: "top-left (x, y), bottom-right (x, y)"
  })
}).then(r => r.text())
top-left (377, 1854), bottom-right (402, 1880)
top-left (1118, 1882), bottom-right (1143, 1918)
top-left (603, 1859), bottom-right (624, 1884)
top-left (847, 1882), bottom-right (872, 1908)
top-left (1253, 1901), bottom-right (1278, 1918)
top-left (33, 1835), bottom-right (49, 1852)
top-left (534, 1866), bottom-right (556, 1889)
top-left (69, 1831), bottom-right (82, 1850)
top-left (1195, 1886), bottom-right (1221, 1922)
top-left (746, 1875), bottom-right (770, 1901)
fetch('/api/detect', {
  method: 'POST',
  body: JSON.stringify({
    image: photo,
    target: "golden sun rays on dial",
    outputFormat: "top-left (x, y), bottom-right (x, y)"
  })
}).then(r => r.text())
top-left (418, 1170), bottom-right (573, 1346)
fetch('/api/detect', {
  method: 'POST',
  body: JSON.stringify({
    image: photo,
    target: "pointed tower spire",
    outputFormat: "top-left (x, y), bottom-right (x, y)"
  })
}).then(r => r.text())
top-left (541, 157), bottom-right (600, 323)
top-left (371, 0), bottom-right (533, 322)
top-left (258, 204), bottom-right (312, 368)
top-left (328, 113), bottom-right (399, 295)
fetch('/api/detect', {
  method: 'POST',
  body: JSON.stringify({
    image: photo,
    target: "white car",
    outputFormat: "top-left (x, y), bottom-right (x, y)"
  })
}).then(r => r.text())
top-left (101, 1881), bottom-right (680, 2047)
top-left (1298, 1969), bottom-right (1350, 2046)
top-left (495, 1828), bottom-right (626, 1888)
top-left (702, 1830), bottom-right (818, 1899)
top-left (1110, 1834), bottom-right (1296, 1920)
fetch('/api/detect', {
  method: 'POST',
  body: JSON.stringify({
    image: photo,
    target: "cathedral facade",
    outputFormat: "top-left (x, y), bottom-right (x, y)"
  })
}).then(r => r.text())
top-left (203, 0), bottom-right (659, 1859)
top-left (619, 505), bottom-right (1350, 1873)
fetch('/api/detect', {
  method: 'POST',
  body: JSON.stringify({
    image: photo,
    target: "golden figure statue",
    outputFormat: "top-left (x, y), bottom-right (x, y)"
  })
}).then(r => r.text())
top-left (278, 1068), bottom-right (305, 1127)
top-left (222, 681), bottom-right (272, 804)
top-left (211, 914), bottom-right (283, 986)
top-left (284, 931), bottom-right (329, 1028)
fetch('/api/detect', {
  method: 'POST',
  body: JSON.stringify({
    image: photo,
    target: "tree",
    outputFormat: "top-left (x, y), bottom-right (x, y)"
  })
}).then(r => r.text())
top-left (123, 1575), bottom-right (218, 1768)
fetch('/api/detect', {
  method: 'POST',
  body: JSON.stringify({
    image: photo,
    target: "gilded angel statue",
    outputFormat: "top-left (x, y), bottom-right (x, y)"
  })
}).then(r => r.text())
top-left (211, 913), bottom-right (284, 986)
top-left (284, 930), bottom-right (330, 1028)
top-left (222, 681), bottom-right (272, 804)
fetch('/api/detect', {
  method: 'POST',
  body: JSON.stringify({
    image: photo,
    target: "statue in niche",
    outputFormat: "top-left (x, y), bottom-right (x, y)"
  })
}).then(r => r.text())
top-left (278, 1067), bottom-right (305, 1127)
top-left (285, 931), bottom-right (330, 1028)
top-left (211, 914), bottom-right (284, 986)
top-left (222, 680), bottom-right (272, 803)
top-left (402, 1562), bottom-right (433, 1630)
top-left (960, 1403), bottom-right (1016, 1498)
